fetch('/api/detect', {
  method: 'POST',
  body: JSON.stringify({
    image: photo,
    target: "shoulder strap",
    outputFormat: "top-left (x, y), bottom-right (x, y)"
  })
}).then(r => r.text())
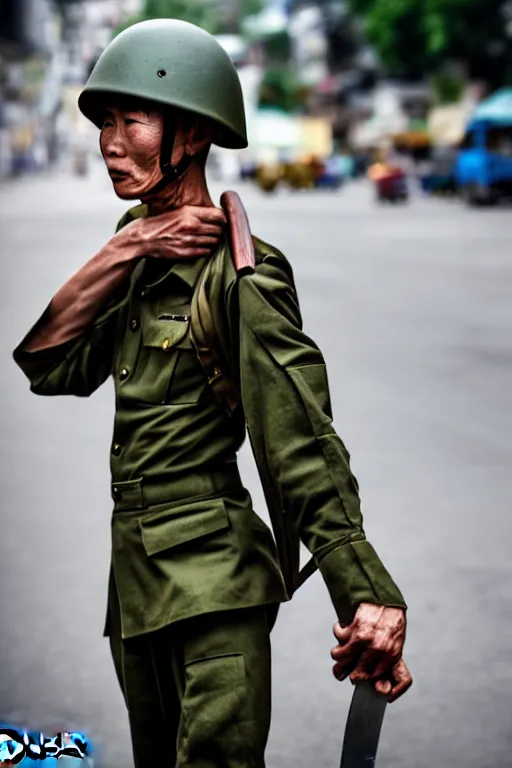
top-left (189, 191), bottom-right (256, 416)
top-left (190, 193), bottom-right (317, 592)
top-left (190, 248), bottom-right (240, 416)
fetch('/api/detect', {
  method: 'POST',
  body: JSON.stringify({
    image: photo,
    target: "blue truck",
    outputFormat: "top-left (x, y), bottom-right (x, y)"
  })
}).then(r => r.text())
top-left (455, 88), bottom-right (512, 205)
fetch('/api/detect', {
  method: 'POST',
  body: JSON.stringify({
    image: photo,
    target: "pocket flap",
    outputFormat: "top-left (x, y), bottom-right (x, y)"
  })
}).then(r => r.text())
top-left (139, 498), bottom-right (229, 556)
top-left (142, 315), bottom-right (191, 350)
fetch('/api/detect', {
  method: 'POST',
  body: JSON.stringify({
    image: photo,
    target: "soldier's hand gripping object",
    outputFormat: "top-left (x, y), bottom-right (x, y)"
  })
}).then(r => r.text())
top-left (124, 204), bottom-right (226, 260)
top-left (334, 604), bottom-right (412, 766)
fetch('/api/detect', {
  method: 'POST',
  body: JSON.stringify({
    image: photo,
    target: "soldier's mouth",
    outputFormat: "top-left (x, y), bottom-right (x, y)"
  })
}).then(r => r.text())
top-left (108, 169), bottom-right (130, 181)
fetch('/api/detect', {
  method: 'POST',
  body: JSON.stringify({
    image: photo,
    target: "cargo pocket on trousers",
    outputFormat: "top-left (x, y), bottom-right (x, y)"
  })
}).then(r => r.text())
top-left (179, 653), bottom-right (251, 766)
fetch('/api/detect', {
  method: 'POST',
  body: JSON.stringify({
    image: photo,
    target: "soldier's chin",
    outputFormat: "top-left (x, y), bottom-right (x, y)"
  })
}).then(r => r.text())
top-left (111, 177), bottom-right (140, 200)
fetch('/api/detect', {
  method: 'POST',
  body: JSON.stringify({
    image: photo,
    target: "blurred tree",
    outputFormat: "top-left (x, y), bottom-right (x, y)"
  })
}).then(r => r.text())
top-left (264, 31), bottom-right (292, 63)
top-left (116, 0), bottom-right (222, 35)
top-left (116, 0), bottom-right (264, 36)
top-left (345, 0), bottom-right (512, 86)
top-left (259, 67), bottom-right (305, 111)
top-left (430, 71), bottom-right (465, 104)
top-left (218, 0), bottom-right (264, 33)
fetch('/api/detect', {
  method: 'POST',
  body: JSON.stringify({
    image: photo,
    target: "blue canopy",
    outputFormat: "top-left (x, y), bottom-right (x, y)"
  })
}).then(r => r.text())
top-left (469, 88), bottom-right (512, 127)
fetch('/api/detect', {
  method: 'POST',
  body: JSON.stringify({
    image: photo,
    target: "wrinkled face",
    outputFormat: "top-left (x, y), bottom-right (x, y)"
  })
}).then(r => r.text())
top-left (99, 97), bottom-right (166, 199)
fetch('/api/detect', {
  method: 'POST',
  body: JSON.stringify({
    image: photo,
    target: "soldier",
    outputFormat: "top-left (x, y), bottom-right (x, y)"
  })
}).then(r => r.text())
top-left (13, 19), bottom-right (412, 768)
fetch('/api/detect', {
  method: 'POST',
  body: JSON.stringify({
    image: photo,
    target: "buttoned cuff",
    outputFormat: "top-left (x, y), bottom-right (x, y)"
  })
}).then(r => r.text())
top-left (317, 539), bottom-right (407, 625)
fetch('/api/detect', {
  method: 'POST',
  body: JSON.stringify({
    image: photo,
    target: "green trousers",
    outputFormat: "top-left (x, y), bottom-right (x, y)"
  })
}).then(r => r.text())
top-left (109, 600), bottom-right (273, 768)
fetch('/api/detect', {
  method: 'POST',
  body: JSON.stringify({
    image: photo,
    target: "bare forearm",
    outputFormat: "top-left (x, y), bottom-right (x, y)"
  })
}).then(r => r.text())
top-left (22, 203), bottom-right (227, 352)
top-left (24, 228), bottom-right (139, 351)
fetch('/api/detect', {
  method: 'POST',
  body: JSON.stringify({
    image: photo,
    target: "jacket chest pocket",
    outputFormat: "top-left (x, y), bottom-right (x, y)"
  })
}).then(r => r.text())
top-left (134, 306), bottom-right (207, 405)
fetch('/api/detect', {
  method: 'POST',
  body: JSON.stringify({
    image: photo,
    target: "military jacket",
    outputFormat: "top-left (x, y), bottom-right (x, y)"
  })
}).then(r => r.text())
top-left (13, 204), bottom-right (406, 639)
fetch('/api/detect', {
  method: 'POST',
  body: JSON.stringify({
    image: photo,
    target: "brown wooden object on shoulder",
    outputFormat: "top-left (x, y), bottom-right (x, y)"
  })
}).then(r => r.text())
top-left (220, 191), bottom-right (256, 276)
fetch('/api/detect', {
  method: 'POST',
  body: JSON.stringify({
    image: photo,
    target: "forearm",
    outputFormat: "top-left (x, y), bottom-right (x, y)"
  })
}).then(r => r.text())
top-left (237, 255), bottom-right (406, 620)
top-left (24, 225), bottom-right (140, 352)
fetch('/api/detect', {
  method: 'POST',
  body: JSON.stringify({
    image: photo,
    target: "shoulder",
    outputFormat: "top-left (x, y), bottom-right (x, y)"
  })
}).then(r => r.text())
top-left (234, 236), bottom-right (301, 329)
top-left (219, 232), bottom-right (294, 288)
top-left (252, 236), bottom-right (296, 288)
top-left (115, 204), bottom-right (149, 233)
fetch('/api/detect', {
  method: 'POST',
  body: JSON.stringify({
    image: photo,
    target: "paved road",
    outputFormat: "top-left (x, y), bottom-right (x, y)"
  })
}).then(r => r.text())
top-left (1, 166), bottom-right (512, 768)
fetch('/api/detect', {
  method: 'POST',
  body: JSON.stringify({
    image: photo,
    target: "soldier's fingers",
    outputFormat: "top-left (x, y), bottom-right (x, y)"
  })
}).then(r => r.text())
top-left (332, 644), bottom-right (361, 680)
top-left (197, 224), bottom-right (224, 237)
top-left (191, 236), bottom-right (221, 248)
top-left (333, 622), bottom-right (352, 645)
top-left (332, 659), bottom-right (355, 681)
top-left (374, 679), bottom-right (392, 697)
top-left (349, 648), bottom-right (379, 683)
top-left (349, 638), bottom-right (399, 681)
top-left (331, 636), bottom-right (361, 661)
top-left (197, 208), bottom-right (226, 225)
top-left (387, 660), bottom-right (413, 703)
top-left (369, 654), bottom-right (397, 681)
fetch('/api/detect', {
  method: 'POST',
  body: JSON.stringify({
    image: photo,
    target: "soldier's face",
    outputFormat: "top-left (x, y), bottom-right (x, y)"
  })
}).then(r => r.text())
top-left (100, 98), bottom-right (165, 199)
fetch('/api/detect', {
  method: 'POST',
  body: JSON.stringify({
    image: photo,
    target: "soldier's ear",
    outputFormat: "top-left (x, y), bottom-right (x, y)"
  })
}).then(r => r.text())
top-left (184, 116), bottom-right (214, 158)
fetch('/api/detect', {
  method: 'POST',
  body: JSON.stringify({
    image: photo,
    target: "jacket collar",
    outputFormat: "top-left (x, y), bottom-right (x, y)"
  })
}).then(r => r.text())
top-left (122, 205), bottom-right (227, 293)
top-left (141, 256), bottom-right (209, 291)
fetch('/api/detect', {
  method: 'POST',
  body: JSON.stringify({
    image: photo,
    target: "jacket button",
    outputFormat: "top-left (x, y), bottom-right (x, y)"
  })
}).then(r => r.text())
top-left (130, 319), bottom-right (140, 331)
top-left (162, 338), bottom-right (170, 350)
top-left (112, 485), bottom-right (122, 501)
top-left (112, 443), bottom-right (122, 457)
top-left (119, 367), bottom-right (129, 380)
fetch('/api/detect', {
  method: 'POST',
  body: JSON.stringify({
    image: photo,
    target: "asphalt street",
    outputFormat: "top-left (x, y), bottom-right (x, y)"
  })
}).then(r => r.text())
top-left (1, 164), bottom-right (512, 768)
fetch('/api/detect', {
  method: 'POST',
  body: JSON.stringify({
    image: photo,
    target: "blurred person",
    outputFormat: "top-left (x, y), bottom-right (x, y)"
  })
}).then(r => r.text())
top-left (0, 129), bottom-right (10, 179)
top-left (54, 104), bottom-right (71, 171)
top-left (316, 149), bottom-right (353, 190)
top-left (8, 103), bottom-right (34, 176)
top-left (13, 19), bottom-right (411, 768)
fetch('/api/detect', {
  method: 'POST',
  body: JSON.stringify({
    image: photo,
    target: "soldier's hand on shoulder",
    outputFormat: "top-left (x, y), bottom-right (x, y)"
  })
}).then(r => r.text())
top-left (330, 603), bottom-right (412, 702)
top-left (125, 205), bottom-right (226, 259)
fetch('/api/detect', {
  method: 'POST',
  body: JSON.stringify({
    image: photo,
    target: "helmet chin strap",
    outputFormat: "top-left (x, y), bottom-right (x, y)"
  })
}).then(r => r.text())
top-left (147, 110), bottom-right (193, 196)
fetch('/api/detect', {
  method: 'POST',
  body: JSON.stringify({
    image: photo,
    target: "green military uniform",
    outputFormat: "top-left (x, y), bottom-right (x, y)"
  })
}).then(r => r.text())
top-left (13, 206), bottom-right (406, 766)
top-left (13, 18), bottom-right (406, 768)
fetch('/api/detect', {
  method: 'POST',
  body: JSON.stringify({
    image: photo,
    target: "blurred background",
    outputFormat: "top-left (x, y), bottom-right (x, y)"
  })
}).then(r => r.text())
top-left (1, 2), bottom-right (512, 768)
top-left (1, 0), bottom-right (512, 191)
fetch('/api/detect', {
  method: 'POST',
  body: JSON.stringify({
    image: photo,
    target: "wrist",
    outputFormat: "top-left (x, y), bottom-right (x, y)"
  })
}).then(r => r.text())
top-left (110, 221), bottom-right (145, 263)
top-left (356, 603), bottom-right (406, 618)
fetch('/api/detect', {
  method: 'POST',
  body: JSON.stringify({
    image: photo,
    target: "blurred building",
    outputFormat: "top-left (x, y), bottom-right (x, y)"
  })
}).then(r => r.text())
top-left (0, 0), bottom-right (62, 177)
top-left (0, 0), bottom-right (145, 178)
top-left (289, 5), bottom-right (328, 87)
top-left (284, 1), bottom-right (381, 146)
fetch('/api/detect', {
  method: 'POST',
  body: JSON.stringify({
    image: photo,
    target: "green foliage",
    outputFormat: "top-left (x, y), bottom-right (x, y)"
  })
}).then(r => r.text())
top-left (116, 0), bottom-right (222, 36)
top-left (240, 0), bottom-right (264, 17)
top-left (115, 0), bottom-right (264, 37)
top-left (264, 31), bottom-right (292, 64)
top-left (430, 72), bottom-right (465, 104)
top-left (345, 0), bottom-right (512, 81)
top-left (258, 67), bottom-right (304, 111)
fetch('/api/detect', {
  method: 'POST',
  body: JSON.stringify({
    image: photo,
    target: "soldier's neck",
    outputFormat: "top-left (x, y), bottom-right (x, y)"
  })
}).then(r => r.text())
top-left (142, 163), bottom-right (214, 215)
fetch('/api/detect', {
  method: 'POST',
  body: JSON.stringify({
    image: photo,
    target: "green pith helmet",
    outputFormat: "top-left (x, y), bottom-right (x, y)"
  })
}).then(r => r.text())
top-left (78, 19), bottom-right (248, 150)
